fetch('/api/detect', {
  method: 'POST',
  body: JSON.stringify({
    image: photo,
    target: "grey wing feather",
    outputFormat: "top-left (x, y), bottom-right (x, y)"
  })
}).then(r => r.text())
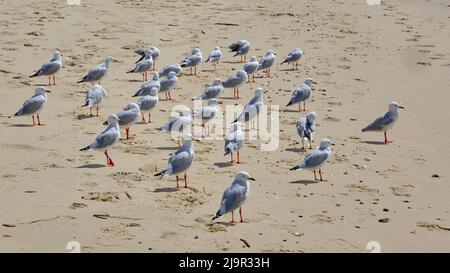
top-left (217, 184), bottom-right (246, 216)
top-left (90, 128), bottom-right (118, 150)
top-left (169, 150), bottom-right (193, 174)
top-left (15, 95), bottom-right (45, 116)
top-left (303, 151), bottom-right (329, 169)
top-left (38, 62), bottom-right (60, 76)
top-left (362, 112), bottom-right (395, 132)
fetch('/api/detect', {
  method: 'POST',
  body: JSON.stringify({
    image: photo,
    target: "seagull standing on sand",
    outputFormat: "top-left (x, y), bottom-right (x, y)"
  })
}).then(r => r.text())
top-left (112, 102), bottom-right (141, 140)
top-left (135, 45), bottom-right (160, 70)
top-left (181, 48), bottom-right (202, 75)
top-left (154, 134), bottom-right (198, 188)
top-left (136, 87), bottom-right (159, 123)
top-left (132, 72), bottom-right (160, 97)
top-left (257, 50), bottom-right (276, 78)
top-left (228, 40), bottom-right (250, 63)
top-left (205, 46), bottom-right (222, 70)
top-left (222, 70), bottom-right (247, 99)
top-left (192, 98), bottom-right (220, 136)
top-left (224, 122), bottom-right (244, 164)
top-left (158, 108), bottom-right (192, 146)
top-left (286, 78), bottom-right (317, 111)
top-left (30, 52), bottom-right (62, 86)
top-left (82, 84), bottom-right (107, 116)
top-left (361, 101), bottom-right (405, 144)
top-left (14, 87), bottom-right (50, 126)
top-left (127, 49), bottom-right (153, 81)
top-left (243, 56), bottom-right (259, 83)
top-left (211, 171), bottom-right (255, 223)
top-left (290, 138), bottom-right (332, 181)
top-left (281, 48), bottom-right (304, 70)
top-left (234, 87), bottom-right (264, 129)
top-left (159, 64), bottom-right (182, 77)
top-left (192, 79), bottom-right (224, 101)
top-left (296, 111), bottom-right (317, 149)
top-left (77, 56), bottom-right (114, 85)
top-left (80, 114), bottom-right (120, 167)
top-left (159, 71), bottom-right (178, 100)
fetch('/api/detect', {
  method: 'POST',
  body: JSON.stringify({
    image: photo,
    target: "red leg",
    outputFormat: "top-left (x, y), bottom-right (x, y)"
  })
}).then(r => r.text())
top-left (233, 89), bottom-right (236, 99)
top-left (309, 140), bottom-right (313, 149)
top-left (298, 103), bottom-right (301, 111)
top-left (96, 107), bottom-right (99, 116)
top-left (48, 77), bottom-right (51, 86)
top-left (302, 139), bottom-right (305, 149)
top-left (53, 76), bottom-right (56, 85)
top-left (148, 113), bottom-right (151, 123)
top-left (230, 152), bottom-right (234, 163)
top-left (37, 115), bottom-right (41, 126)
top-left (32, 115), bottom-right (35, 126)
top-left (141, 114), bottom-right (146, 123)
top-left (176, 176), bottom-right (179, 188)
top-left (184, 173), bottom-right (188, 188)
top-left (303, 101), bottom-right (306, 111)
top-left (236, 89), bottom-right (239, 99)
top-left (168, 92), bottom-right (172, 100)
top-left (194, 66), bottom-right (197, 75)
top-left (165, 92), bottom-right (168, 100)
top-left (237, 151), bottom-right (240, 164)
top-left (231, 211), bottom-right (235, 222)
top-left (239, 207), bottom-right (244, 223)
top-left (319, 169), bottom-right (323, 181)
top-left (126, 128), bottom-right (129, 139)
top-left (384, 131), bottom-right (388, 144)
top-left (89, 108), bottom-right (92, 116)
top-left (314, 170), bottom-right (317, 180)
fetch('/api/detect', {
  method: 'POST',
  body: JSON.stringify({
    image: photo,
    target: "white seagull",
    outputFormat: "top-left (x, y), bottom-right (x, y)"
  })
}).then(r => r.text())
top-left (290, 138), bottom-right (332, 181)
top-left (362, 101), bottom-right (405, 144)
top-left (14, 87), bottom-right (50, 126)
top-left (30, 51), bottom-right (62, 86)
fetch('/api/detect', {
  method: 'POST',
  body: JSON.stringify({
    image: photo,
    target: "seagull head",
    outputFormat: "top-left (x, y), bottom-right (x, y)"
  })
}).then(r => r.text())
top-left (319, 138), bottom-right (332, 149)
top-left (35, 86), bottom-right (51, 95)
top-left (306, 111), bottom-right (317, 122)
top-left (389, 101), bottom-right (405, 111)
top-left (180, 134), bottom-right (199, 146)
top-left (230, 122), bottom-right (241, 132)
top-left (152, 72), bottom-right (159, 80)
top-left (123, 102), bottom-right (140, 111)
top-left (237, 70), bottom-right (247, 79)
top-left (106, 114), bottom-right (120, 126)
top-left (207, 98), bottom-right (219, 106)
top-left (250, 56), bottom-right (257, 62)
top-left (212, 78), bottom-right (222, 86)
top-left (167, 71), bottom-right (177, 79)
top-left (304, 77), bottom-right (317, 87)
top-left (149, 87), bottom-right (158, 96)
top-left (254, 87), bottom-right (263, 97)
top-left (235, 171), bottom-right (255, 181)
top-left (192, 48), bottom-right (201, 54)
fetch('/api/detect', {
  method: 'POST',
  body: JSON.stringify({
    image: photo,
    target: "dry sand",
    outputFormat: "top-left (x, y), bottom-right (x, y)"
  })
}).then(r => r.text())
top-left (0, 0), bottom-right (449, 252)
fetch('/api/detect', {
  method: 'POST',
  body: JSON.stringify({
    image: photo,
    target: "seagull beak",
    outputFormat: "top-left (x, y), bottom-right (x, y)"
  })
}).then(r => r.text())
top-left (45, 89), bottom-right (51, 93)
top-left (398, 106), bottom-right (405, 109)
top-left (112, 58), bottom-right (119, 63)
top-left (102, 121), bottom-right (108, 125)
top-left (312, 80), bottom-right (318, 84)
top-left (248, 177), bottom-right (256, 181)
top-left (192, 137), bottom-right (200, 142)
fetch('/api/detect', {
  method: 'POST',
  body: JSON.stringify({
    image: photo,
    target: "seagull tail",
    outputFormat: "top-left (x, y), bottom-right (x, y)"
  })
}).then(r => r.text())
top-left (29, 70), bottom-right (40, 78)
top-left (286, 101), bottom-right (293, 107)
top-left (126, 69), bottom-right (134, 73)
top-left (290, 165), bottom-right (303, 171)
top-left (154, 169), bottom-right (167, 179)
top-left (281, 59), bottom-right (288, 64)
top-left (205, 57), bottom-right (210, 63)
top-left (211, 211), bottom-right (222, 221)
top-left (79, 145), bottom-right (91, 151)
top-left (135, 55), bottom-right (144, 64)
top-left (77, 75), bottom-right (87, 83)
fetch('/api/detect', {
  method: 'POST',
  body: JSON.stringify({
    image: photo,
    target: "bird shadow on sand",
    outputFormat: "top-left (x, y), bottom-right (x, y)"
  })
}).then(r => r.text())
top-left (214, 162), bottom-right (233, 168)
top-left (76, 164), bottom-right (106, 168)
top-left (220, 96), bottom-right (238, 100)
top-left (156, 146), bottom-right (178, 151)
top-left (279, 68), bottom-right (296, 72)
top-left (362, 140), bottom-right (387, 145)
top-left (289, 180), bottom-right (318, 185)
top-left (76, 114), bottom-right (95, 120)
top-left (211, 221), bottom-right (237, 227)
top-left (285, 147), bottom-right (306, 153)
top-left (284, 109), bottom-right (304, 113)
top-left (8, 124), bottom-right (34, 127)
top-left (32, 83), bottom-right (52, 87)
top-left (153, 187), bottom-right (179, 193)
top-left (222, 61), bottom-right (242, 64)
top-left (128, 79), bottom-right (144, 83)
top-left (201, 69), bottom-right (216, 73)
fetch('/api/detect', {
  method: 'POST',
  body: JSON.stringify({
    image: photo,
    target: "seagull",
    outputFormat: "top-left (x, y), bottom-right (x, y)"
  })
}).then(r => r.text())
top-left (80, 114), bottom-right (120, 167)
top-left (257, 50), bottom-right (276, 78)
top-left (159, 71), bottom-right (178, 100)
top-left (181, 48), bottom-right (202, 75)
top-left (77, 56), bottom-right (114, 85)
top-left (30, 51), bottom-right (62, 86)
top-left (224, 122), bottom-right (244, 164)
top-left (243, 56), bottom-right (259, 83)
top-left (159, 64), bottom-right (182, 77)
top-left (286, 78), bottom-right (317, 111)
top-left (211, 171), bottom-right (255, 223)
top-left (362, 101), bottom-right (405, 143)
top-left (14, 87), bottom-right (50, 126)
top-left (154, 134), bottom-right (198, 188)
top-left (110, 102), bottom-right (141, 140)
top-left (132, 72), bottom-right (160, 97)
top-left (127, 48), bottom-right (153, 81)
top-left (290, 138), bottom-right (332, 181)
top-left (233, 88), bottom-right (264, 129)
top-left (157, 108), bottom-right (192, 146)
top-left (82, 84), bottom-right (107, 116)
top-left (205, 46), bottom-right (222, 70)
top-left (222, 70), bottom-right (247, 99)
top-left (136, 87), bottom-right (158, 123)
top-left (192, 98), bottom-right (220, 136)
top-left (192, 79), bottom-right (224, 101)
top-left (296, 111), bottom-right (317, 149)
top-left (135, 45), bottom-right (160, 70)
top-left (281, 48), bottom-right (304, 70)
top-left (228, 40), bottom-right (250, 63)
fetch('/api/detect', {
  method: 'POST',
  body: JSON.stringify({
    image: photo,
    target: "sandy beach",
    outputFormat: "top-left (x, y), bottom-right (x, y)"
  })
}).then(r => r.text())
top-left (0, 0), bottom-right (450, 252)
